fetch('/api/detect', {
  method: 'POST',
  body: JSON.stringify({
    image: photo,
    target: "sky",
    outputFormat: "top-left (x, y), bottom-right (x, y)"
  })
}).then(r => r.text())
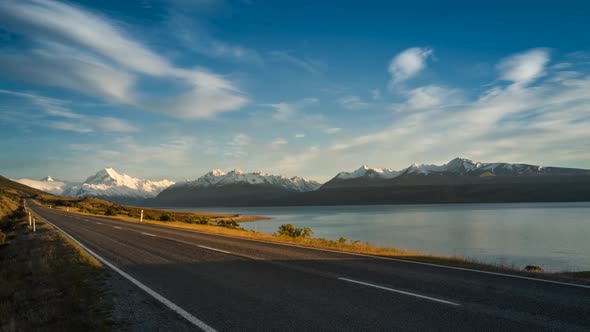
top-left (1, 0), bottom-right (590, 182)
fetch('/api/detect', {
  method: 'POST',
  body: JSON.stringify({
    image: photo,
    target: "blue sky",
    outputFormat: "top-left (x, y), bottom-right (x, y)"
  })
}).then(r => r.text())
top-left (1, 0), bottom-right (590, 182)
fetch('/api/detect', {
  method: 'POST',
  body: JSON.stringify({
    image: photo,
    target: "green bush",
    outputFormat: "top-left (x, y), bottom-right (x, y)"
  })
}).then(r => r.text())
top-left (144, 214), bottom-right (156, 220)
top-left (105, 206), bottom-right (118, 216)
top-left (186, 216), bottom-right (210, 225)
top-left (159, 213), bottom-right (175, 222)
top-left (216, 219), bottom-right (241, 229)
top-left (276, 224), bottom-right (313, 238)
top-left (524, 265), bottom-right (544, 272)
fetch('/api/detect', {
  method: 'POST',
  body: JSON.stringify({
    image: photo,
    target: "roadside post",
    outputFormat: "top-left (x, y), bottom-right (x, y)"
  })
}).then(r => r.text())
top-left (29, 212), bottom-right (32, 226)
top-left (140, 210), bottom-right (144, 223)
top-left (32, 217), bottom-right (36, 232)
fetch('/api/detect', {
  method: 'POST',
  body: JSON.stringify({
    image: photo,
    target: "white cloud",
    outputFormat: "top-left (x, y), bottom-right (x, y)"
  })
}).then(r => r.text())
top-left (324, 127), bottom-right (342, 134)
top-left (392, 85), bottom-right (461, 111)
top-left (497, 48), bottom-right (550, 86)
top-left (294, 133), bottom-right (306, 138)
top-left (271, 138), bottom-right (288, 146)
top-left (371, 89), bottom-right (382, 100)
top-left (263, 98), bottom-right (318, 121)
top-left (338, 96), bottom-right (370, 110)
top-left (0, 0), bottom-right (248, 119)
top-left (331, 63), bottom-right (590, 170)
top-left (388, 47), bottom-right (433, 84)
top-left (272, 146), bottom-right (321, 173)
top-left (0, 89), bottom-right (137, 133)
top-left (229, 133), bottom-right (251, 146)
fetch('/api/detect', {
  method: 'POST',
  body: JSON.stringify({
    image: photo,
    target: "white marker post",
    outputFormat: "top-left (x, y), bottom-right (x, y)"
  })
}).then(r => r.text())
top-left (29, 212), bottom-right (32, 226)
top-left (32, 217), bottom-right (36, 232)
top-left (140, 210), bottom-right (144, 223)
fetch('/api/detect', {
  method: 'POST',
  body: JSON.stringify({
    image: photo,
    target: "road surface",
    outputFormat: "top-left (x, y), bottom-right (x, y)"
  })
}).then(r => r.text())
top-left (27, 200), bottom-right (590, 331)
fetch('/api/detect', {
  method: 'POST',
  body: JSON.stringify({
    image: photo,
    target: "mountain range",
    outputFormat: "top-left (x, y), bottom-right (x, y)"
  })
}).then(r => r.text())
top-left (12, 157), bottom-right (590, 206)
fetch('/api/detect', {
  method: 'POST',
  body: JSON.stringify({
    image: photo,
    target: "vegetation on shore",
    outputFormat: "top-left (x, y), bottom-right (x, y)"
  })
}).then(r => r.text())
top-left (38, 196), bottom-right (268, 223)
top-left (54, 204), bottom-right (590, 283)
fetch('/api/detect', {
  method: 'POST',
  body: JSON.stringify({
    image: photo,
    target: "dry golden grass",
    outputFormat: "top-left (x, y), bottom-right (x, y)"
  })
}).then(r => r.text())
top-left (0, 215), bottom-right (110, 331)
top-left (40, 196), bottom-right (268, 223)
top-left (56, 204), bottom-right (590, 283)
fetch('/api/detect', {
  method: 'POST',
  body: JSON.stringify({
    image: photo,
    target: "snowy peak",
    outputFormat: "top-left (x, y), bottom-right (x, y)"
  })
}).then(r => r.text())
top-left (176, 169), bottom-right (321, 192)
top-left (66, 168), bottom-right (175, 199)
top-left (332, 157), bottom-right (588, 182)
top-left (39, 176), bottom-right (55, 182)
top-left (336, 165), bottom-right (402, 180)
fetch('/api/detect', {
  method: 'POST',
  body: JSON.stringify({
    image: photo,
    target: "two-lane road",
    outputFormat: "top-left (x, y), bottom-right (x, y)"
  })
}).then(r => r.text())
top-left (27, 200), bottom-right (590, 331)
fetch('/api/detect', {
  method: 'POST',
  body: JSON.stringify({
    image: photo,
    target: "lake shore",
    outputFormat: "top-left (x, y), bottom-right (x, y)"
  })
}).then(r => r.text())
top-left (43, 202), bottom-right (590, 285)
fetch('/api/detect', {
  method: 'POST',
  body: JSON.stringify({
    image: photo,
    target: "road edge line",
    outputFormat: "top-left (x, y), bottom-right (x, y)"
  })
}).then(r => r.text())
top-left (35, 212), bottom-right (218, 332)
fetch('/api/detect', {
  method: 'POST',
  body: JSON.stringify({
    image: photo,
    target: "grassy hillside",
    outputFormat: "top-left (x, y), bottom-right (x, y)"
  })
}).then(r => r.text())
top-left (0, 176), bottom-right (112, 330)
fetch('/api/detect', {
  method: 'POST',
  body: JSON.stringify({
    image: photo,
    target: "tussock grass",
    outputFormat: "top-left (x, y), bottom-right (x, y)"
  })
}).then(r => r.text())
top-left (0, 214), bottom-right (111, 331)
top-left (40, 196), bottom-right (268, 223)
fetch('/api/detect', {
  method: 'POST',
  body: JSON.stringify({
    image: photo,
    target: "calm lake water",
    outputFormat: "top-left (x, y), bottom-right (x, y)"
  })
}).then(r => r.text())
top-left (175, 202), bottom-right (590, 272)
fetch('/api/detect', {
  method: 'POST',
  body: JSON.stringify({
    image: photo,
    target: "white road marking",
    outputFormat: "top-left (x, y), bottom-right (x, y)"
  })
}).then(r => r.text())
top-left (96, 222), bottom-right (103, 225)
top-left (200, 232), bottom-right (590, 290)
top-left (113, 226), bottom-right (122, 229)
top-left (38, 215), bottom-right (218, 332)
top-left (338, 277), bottom-right (460, 306)
top-left (29, 201), bottom-right (590, 290)
top-left (197, 245), bottom-right (231, 254)
top-left (141, 232), bottom-right (157, 237)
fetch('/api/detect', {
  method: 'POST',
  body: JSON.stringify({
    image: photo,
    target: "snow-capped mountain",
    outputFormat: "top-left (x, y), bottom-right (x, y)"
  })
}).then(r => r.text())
top-left (173, 169), bottom-right (321, 192)
top-left (336, 165), bottom-right (403, 180)
top-left (150, 169), bottom-right (320, 207)
top-left (63, 168), bottom-right (174, 203)
top-left (12, 176), bottom-right (70, 195)
top-left (332, 157), bottom-right (584, 182)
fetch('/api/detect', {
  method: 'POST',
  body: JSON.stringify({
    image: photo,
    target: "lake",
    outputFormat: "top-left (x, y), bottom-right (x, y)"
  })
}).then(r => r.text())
top-left (175, 202), bottom-right (590, 272)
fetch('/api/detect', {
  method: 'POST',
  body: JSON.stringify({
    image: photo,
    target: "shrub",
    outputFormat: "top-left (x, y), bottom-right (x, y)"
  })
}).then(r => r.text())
top-left (0, 230), bottom-right (6, 245)
top-left (216, 219), bottom-right (241, 229)
top-left (105, 206), bottom-right (118, 216)
top-left (159, 213), bottom-right (175, 222)
top-left (338, 237), bottom-right (347, 245)
top-left (276, 224), bottom-right (313, 238)
top-left (186, 216), bottom-right (209, 225)
top-left (144, 214), bottom-right (156, 220)
top-left (524, 265), bottom-right (544, 272)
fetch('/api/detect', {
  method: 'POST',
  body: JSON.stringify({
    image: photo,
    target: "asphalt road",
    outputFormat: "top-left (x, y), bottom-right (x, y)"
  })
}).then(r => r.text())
top-left (27, 200), bottom-right (590, 331)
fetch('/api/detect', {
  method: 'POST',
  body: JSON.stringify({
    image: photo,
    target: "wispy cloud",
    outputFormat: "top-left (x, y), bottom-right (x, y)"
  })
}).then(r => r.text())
top-left (330, 49), bottom-right (590, 169)
top-left (263, 97), bottom-right (319, 121)
top-left (324, 127), bottom-right (342, 134)
top-left (269, 50), bottom-right (321, 75)
top-left (0, 89), bottom-right (138, 133)
top-left (338, 96), bottom-right (370, 110)
top-left (170, 14), bottom-right (263, 65)
top-left (388, 47), bottom-right (433, 85)
top-left (497, 48), bottom-right (550, 86)
top-left (0, 0), bottom-right (248, 119)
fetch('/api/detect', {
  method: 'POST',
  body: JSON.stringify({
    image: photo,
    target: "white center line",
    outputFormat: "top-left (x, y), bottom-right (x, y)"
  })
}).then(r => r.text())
top-left (113, 226), bottom-right (122, 229)
top-left (338, 277), bottom-right (460, 306)
top-left (141, 232), bottom-right (157, 237)
top-left (197, 245), bottom-right (231, 254)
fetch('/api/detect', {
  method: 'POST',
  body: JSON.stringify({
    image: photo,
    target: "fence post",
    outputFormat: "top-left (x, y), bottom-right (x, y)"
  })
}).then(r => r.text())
top-left (140, 210), bottom-right (144, 223)
top-left (29, 212), bottom-right (32, 226)
top-left (33, 217), bottom-right (36, 232)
